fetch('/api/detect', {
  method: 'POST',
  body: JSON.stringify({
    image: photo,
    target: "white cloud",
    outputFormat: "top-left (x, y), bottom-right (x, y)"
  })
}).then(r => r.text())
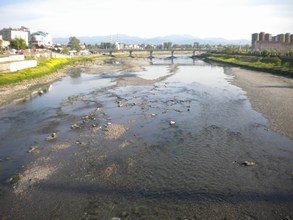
top-left (0, 0), bottom-right (292, 39)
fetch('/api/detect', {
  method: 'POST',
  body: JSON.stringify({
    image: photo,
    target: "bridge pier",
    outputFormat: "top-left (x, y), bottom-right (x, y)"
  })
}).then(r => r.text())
top-left (148, 50), bottom-right (154, 59)
top-left (109, 51), bottom-right (115, 57)
top-left (169, 50), bottom-right (176, 59)
top-left (191, 50), bottom-right (197, 59)
top-left (128, 50), bottom-right (134, 58)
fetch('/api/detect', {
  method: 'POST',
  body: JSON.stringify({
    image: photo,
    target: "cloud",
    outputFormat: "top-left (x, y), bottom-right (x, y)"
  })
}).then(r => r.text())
top-left (0, 0), bottom-right (292, 39)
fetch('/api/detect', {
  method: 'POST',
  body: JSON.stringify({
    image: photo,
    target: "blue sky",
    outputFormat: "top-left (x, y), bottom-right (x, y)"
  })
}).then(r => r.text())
top-left (0, 0), bottom-right (292, 39)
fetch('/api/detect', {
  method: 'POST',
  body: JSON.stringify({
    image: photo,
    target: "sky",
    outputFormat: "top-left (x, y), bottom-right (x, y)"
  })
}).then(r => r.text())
top-left (0, 0), bottom-right (293, 40)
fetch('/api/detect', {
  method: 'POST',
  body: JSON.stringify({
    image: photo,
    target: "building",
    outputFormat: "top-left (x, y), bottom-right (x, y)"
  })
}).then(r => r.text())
top-left (251, 33), bottom-right (259, 48)
top-left (285, 33), bottom-right (291, 44)
top-left (29, 31), bottom-right (53, 48)
top-left (259, 32), bottom-right (266, 41)
top-left (251, 32), bottom-right (293, 52)
top-left (277, 34), bottom-right (285, 43)
top-left (265, 33), bottom-right (272, 42)
top-left (0, 26), bottom-right (29, 45)
top-left (254, 41), bottom-right (293, 52)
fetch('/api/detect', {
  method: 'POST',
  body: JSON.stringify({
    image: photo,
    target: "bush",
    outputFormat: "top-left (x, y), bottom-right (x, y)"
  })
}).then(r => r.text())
top-left (207, 54), bottom-right (293, 76)
top-left (0, 57), bottom-right (96, 86)
top-left (261, 57), bottom-right (281, 65)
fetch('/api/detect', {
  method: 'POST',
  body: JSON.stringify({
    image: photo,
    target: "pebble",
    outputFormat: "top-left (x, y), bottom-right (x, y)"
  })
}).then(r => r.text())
top-left (46, 133), bottom-right (57, 141)
top-left (242, 161), bottom-right (255, 166)
top-left (71, 123), bottom-right (81, 129)
top-left (27, 146), bottom-right (39, 153)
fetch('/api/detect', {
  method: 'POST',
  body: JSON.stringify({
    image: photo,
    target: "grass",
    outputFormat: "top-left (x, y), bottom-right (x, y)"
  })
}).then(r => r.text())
top-left (207, 54), bottom-right (293, 77)
top-left (0, 56), bottom-right (98, 86)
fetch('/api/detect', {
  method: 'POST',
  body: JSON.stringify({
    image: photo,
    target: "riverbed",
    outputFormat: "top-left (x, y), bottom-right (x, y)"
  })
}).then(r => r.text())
top-left (0, 56), bottom-right (292, 219)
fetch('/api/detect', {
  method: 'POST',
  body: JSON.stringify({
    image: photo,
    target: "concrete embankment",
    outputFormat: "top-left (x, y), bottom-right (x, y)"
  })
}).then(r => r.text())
top-left (0, 55), bottom-right (37, 72)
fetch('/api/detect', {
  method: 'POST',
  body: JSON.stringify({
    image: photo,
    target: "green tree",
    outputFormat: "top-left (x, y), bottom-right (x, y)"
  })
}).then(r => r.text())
top-left (62, 46), bottom-right (69, 54)
top-left (261, 49), bottom-right (270, 57)
top-left (100, 42), bottom-right (115, 49)
top-left (145, 44), bottom-right (155, 49)
top-left (10, 38), bottom-right (27, 50)
top-left (223, 47), bottom-right (235, 54)
top-left (287, 50), bottom-right (293, 57)
top-left (163, 42), bottom-right (172, 49)
top-left (68, 36), bottom-right (81, 52)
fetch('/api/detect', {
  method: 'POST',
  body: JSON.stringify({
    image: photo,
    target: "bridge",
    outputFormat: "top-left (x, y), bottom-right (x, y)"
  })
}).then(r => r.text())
top-left (92, 48), bottom-right (208, 58)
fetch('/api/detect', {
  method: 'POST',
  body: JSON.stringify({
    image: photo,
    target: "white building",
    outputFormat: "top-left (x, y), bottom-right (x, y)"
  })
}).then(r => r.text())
top-left (29, 31), bottom-right (53, 48)
top-left (0, 26), bottom-right (29, 46)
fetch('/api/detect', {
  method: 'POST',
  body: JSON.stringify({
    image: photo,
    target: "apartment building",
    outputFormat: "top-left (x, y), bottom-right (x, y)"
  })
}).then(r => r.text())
top-left (29, 31), bottom-right (53, 48)
top-left (251, 32), bottom-right (293, 52)
top-left (0, 26), bottom-right (30, 45)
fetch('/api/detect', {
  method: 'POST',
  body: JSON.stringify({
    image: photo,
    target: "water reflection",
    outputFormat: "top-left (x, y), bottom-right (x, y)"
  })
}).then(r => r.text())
top-left (150, 56), bottom-right (206, 66)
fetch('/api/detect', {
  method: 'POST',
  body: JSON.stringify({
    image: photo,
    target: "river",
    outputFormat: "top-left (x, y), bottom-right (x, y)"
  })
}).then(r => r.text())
top-left (0, 56), bottom-right (292, 219)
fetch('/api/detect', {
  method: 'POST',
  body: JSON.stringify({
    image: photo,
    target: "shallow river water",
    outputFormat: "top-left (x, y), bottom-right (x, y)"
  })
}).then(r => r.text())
top-left (0, 57), bottom-right (293, 219)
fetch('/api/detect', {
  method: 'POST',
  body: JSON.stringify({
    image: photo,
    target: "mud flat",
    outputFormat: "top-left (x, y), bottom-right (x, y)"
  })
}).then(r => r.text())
top-left (227, 67), bottom-right (293, 140)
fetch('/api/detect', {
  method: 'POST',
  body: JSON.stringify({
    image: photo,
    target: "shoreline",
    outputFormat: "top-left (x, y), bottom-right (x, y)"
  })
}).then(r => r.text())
top-left (0, 69), bottom-right (67, 107)
top-left (0, 57), bottom-right (149, 108)
top-left (227, 67), bottom-right (293, 140)
top-left (205, 54), bottom-right (293, 77)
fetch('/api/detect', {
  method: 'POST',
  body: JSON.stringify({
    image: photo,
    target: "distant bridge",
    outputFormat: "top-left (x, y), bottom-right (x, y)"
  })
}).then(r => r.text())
top-left (92, 48), bottom-right (208, 58)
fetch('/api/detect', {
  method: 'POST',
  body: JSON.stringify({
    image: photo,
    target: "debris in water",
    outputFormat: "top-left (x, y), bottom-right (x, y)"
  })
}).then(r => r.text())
top-left (242, 161), bottom-right (255, 166)
top-left (169, 120), bottom-right (176, 125)
top-left (27, 146), bottom-right (39, 153)
top-left (71, 123), bottom-right (81, 129)
top-left (46, 133), bottom-right (57, 141)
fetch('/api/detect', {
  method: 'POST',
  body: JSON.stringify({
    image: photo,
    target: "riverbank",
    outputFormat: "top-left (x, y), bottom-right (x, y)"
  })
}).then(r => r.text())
top-left (227, 67), bottom-right (293, 140)
top-left (0, 57), bottom-right (149, 107)
top-left (206, 54), bottom-right (293, 77)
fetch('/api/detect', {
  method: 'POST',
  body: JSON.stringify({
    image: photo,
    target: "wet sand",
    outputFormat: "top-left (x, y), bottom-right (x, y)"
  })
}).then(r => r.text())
top-left (227, 67), bottom-right (293, 140)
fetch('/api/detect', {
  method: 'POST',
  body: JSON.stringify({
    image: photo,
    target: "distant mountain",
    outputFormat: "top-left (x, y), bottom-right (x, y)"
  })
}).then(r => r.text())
top-left (54, 34), bottom-right (250, 45)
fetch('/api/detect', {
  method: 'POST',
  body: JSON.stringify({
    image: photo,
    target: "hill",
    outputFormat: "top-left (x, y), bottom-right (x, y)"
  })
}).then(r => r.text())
top-left (54, 34), bottom-right (250, 45)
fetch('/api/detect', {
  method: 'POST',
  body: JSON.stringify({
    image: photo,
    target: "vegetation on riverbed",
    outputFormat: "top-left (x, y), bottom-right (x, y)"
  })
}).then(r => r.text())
top-left (206, 54), bottom-right (293, 76)
top-left (0, 56), bottom-right (97, 86)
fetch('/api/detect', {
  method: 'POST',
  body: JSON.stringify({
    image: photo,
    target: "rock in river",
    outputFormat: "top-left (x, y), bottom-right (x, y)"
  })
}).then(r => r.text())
top-left (242, 161), bottom-right (255, 166)
top-left (46, 133), bottom-right (57, 141)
